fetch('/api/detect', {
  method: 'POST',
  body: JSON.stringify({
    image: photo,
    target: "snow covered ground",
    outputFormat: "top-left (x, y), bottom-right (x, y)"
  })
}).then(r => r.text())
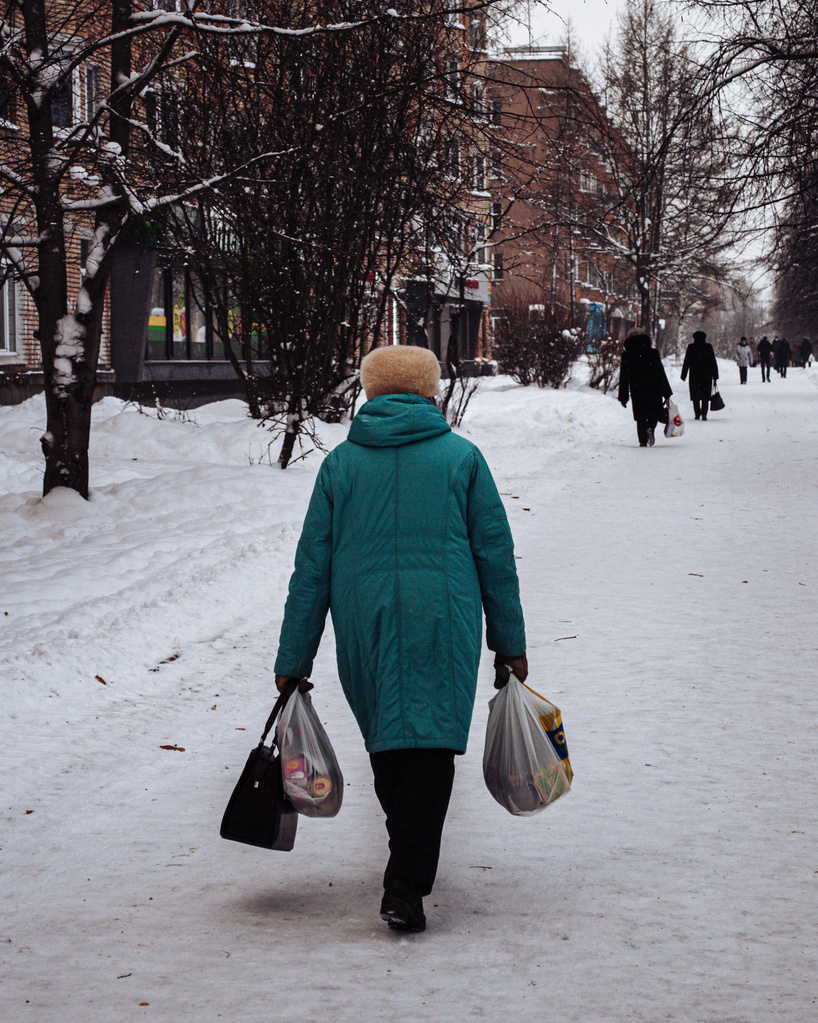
top-left (2, 360), bottom-right (817, 1022)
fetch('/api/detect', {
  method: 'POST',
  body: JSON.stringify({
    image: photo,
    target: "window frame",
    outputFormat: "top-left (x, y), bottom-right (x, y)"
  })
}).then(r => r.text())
top-left (0, 270), bottom-right (21, 355)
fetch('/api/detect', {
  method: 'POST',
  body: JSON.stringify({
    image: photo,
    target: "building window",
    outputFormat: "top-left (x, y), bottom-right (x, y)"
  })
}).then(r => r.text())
top-left (469, 14), bottom-right (487, 52)
top-left (144, 87), bottom-right (180, 143)
top-left (146, 265), bottom-right (215, 361)
top-left (444, 135), bottom-right (460, 178)
top-left (491, 149), bottom-right (502, 177)
top-left (472, 153), bottom-right (486, 191)
top-left (473, 222), bottom-right (487, 265)
top-left (491, 201), bottom-right (502, 232)
top-left (445, 58), bottom-right (461, 103)
top-left (491, 98), bottom-right (502, 126)
top-left (529, 304), bottom-right (546, 323)
top-left (0, 272), bottom-right (20, 353)
top-left (493, 253), bottom-right (504, 280)
top-left (470, 81), bottom-right (485, 116)
top-left (52, 65), bottom-right (75, 129)
top-left (84, 64), bottom-right (101, 123)
top-left (579, 168), bottom-right (597, 194)
top-left (0, 72), bottom-right (16, 126)
top-left (80, 238), bottom-right (91, 280)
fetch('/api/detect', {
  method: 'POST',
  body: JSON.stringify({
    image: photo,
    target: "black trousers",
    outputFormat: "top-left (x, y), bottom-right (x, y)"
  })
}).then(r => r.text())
top-left (636, 418), bottom-right (658, 446)
top-left (739, 365), bottom-right (748, 384)
top-left (693, 398), bottom-right (710, 419)
top-left (370, 748), bottom-right (456, 897)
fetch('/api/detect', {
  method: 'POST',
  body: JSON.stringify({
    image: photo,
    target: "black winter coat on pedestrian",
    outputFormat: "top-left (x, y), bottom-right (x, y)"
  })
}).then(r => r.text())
top-left (775, 339), bottom-right (791, 370)
top-left (757, 338), bottom-right (774, 363)
top-left (681, 338), bottom-right (719, 400)
top-left (618, 334), bottom-right (673, 421)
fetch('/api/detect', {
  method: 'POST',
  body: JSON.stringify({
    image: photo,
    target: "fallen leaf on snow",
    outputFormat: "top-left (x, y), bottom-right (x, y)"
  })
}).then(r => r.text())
top-left (159, 744), bottom-right (185, 752)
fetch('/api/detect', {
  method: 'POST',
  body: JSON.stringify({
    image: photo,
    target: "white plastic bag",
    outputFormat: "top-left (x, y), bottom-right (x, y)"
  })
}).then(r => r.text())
top-left (664, 400), bottom-right (684, 438)
top-left (276, 691), bottom-right (343, 817)
top-left (483, 677), bottom-right (572, 816)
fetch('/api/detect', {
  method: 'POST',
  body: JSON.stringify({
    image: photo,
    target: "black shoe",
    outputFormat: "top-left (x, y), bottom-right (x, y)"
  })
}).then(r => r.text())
top-left (647, 427), bottom-right (655, 447)
top-left (380, 878), bottom-right (426, 932)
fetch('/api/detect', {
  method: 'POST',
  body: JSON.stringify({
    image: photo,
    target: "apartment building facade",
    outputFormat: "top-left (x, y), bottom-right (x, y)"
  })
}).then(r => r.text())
top-left (487, 46), bottom-right (639, 346)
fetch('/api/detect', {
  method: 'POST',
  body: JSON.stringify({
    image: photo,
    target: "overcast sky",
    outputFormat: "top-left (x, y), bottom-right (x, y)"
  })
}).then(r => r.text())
top-left (502, 0), bottom-right (629, 55)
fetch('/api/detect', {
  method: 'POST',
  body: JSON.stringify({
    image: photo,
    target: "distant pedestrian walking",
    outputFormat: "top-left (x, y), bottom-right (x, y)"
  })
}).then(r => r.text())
top-left (798, 339), bottom-right (812, 367)
top-left (618, 327), bottom-right (673, 446)
top-left (757, 336), bottom-right (773, 381)
top-left (735, 336), bottom-right (753, 384)
top-left (681, 330), bottom-right (719, 420)
top-left (776, 337), bottom-right (791, 378)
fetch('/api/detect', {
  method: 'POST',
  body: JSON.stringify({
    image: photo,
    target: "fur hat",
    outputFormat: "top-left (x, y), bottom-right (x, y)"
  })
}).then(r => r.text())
top-left (693, 330), bottom-right (707, 342)
top-left (360, 345), bottom-right (441, 400)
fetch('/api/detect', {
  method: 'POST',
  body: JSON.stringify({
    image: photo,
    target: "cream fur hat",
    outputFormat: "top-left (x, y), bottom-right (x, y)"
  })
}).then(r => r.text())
top-left (360, 345), bottom-right (441, 400)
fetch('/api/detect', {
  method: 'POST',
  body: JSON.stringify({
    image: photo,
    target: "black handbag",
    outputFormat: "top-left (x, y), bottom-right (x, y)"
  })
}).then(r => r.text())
top-left (220, 680), bottom-right (300, 851)
top-left (710, 387), bottom-right (725, 411)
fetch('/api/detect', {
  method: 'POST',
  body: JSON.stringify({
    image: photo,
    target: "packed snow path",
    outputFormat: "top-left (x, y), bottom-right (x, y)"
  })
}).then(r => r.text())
top-left (2, 363), bottom-right (816, 1022)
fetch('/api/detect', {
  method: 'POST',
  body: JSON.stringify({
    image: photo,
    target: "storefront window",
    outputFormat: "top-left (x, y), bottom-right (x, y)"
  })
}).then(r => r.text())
top-left (189, 275), bottom-right (208, 360)
top-left (145, 263), bottom-right (229, 361)
top-left (171, 269), bottom-right (186, 358)
top-left (146, 267), bottom-right (169, 359)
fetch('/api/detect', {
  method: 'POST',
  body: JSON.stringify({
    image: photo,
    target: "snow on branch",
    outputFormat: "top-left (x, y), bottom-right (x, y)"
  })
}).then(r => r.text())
top-left (0, 162), bottom-right (37, 195)
top-left (129, 9), bottom-right (373, 38)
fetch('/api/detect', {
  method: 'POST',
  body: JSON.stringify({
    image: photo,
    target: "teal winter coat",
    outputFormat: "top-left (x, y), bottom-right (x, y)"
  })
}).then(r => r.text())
top-left (274, 393), bottom-right (526, 754)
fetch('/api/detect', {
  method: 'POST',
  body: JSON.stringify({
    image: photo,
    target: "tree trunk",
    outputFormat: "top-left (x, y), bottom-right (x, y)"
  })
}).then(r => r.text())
top-left (40, 249), bottom-right (109, 498)
top-left (277, 413), bottom-right (302, 469)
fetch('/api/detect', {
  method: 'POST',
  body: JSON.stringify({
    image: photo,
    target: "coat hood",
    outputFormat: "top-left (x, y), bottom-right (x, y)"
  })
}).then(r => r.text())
top-left (348, 393), bottom-right (452, 448)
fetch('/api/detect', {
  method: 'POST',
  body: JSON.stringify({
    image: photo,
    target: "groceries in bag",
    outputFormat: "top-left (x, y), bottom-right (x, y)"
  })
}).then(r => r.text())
top-left (664, 400), bottom-right (684, 438)
top-left (276, 690), bottom-right (343, 817)
top-left (483, 676), bottom-right (573, 816)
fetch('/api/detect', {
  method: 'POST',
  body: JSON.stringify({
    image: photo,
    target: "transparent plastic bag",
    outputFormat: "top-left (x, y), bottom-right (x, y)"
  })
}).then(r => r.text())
top-left (276, 691), bottom-right (343, 818)
top-left (483, 676), bottom-right (573, 816)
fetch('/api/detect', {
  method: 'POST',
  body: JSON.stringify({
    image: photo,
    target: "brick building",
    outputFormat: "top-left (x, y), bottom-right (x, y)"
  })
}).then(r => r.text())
top-left (2, 2), bottom-right (500, 407)
top-left (487, 45), bottom-right (638, 345)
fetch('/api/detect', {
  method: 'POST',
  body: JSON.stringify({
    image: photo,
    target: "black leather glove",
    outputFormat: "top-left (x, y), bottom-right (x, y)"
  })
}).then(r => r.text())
top-left (493, 653), bottom-right (528, 689)
top-left (275, 675), bottom-right (314, 693)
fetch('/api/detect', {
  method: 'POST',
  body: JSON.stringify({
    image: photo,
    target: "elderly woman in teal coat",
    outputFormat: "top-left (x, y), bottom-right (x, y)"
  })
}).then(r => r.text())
top-left (274, 345), bottom-right (527, 933)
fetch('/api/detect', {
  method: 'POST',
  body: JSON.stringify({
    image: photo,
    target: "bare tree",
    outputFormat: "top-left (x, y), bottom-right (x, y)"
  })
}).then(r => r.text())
top-left (590, 0), bottom-right (745, 336)
top-left (686, 0), bottom-right (818, 339)
top-left (156, 1), bottom-right (491, 465)
top-left (0, 0), bottom-right (517, 491)
top-left (491, 285), bottom-right (583, 387)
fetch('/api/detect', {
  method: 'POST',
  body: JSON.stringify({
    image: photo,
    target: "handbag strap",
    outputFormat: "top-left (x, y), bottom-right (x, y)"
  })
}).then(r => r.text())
top-left (259, 679), bottom-right (300, 746)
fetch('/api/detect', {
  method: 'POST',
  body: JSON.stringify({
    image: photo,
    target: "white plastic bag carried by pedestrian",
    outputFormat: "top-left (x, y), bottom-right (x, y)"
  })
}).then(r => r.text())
top-left (664, 400), bottom-right (684, 438)
top-left (483, 677), bottom-right (573, 816)
top-left (276, 690), bottom-right (343, 817)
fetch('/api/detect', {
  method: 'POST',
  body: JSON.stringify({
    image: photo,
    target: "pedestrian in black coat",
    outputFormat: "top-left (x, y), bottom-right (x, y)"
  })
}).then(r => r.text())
top-left (798, 339), bottom-right (812, 367)
top-left (618, 328), bottom-right (673, 446)
top-left (775, 337), bottom-right (792, 377)
top-left (757, 336), bottom-right (773, 381)
top-left (681, 330), bottom-right (719, 420)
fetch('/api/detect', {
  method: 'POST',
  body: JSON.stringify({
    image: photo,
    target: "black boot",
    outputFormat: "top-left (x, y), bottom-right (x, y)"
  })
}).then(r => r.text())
top-left (380, 878), bottom-right (426, 932)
